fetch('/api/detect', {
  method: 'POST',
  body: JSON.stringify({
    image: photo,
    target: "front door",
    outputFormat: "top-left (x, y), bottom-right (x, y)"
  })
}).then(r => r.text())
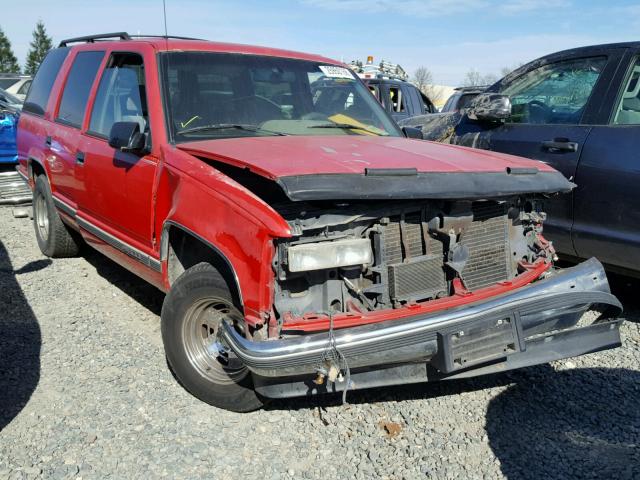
top-left (78, 51), bottom-right (157, 252)
top-left (473, 54), bottom-right (616, 256)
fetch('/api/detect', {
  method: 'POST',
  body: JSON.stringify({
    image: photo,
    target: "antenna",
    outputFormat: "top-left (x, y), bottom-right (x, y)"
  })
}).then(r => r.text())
top-left (162, 0), bottom-right (169, 37)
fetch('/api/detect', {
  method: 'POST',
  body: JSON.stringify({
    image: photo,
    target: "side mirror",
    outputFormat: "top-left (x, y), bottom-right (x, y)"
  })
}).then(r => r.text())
top-left (402, 126), bottom-right (424, 139)
top-left (108, 121), bottom-right (147, 153)
top-left (466, 93), bottom-right (511, 122)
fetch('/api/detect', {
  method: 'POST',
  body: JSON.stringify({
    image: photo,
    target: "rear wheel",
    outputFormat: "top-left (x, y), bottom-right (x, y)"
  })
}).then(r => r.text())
top-left (161, 262), bottom-right (262, 412)
top-left (33, 175), bottom-right (81, 258)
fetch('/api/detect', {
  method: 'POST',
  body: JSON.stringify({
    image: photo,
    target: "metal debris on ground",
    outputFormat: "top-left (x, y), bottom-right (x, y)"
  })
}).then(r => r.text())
top-left (0, 170), bottom-right (31, 206)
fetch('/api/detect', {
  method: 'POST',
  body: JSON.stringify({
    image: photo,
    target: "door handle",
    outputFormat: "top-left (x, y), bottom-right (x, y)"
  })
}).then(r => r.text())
top-left (541, 138), bottom-right (578, 153)
top-left (44, 136), bottom-right (52, 147)
top-left (76, 152), bottom-right (85, 165)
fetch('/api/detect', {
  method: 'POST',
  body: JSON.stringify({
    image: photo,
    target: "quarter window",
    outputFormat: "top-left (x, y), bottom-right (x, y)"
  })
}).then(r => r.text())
top-left (613, 58), bottom-right (640, 125)
top-left (56, 51), bottom-right (104, 128)
top-left (502, 57), bottom-right (606, 125)
top-left (23, 48), bottom-right (70, 116)
top-left (89, 53), bottom-right (148, 138)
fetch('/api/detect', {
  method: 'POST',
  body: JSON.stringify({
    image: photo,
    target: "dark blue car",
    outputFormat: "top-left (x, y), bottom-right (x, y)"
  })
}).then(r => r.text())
top-left (0, 87), bottom-right (21, 164)
top-left (402, 41), bottom-right (640, 277)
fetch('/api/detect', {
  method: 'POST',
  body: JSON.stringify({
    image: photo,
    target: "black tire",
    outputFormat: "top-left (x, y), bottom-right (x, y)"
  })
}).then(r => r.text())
top-left (33, 175), bottom-right (81, 258)
top-left (161, 262), bottom-right (262, 412)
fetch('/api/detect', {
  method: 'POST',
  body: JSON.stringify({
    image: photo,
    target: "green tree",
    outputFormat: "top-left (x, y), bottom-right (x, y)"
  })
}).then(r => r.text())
top-left (24, 21), bottom-right (53, 75)
top-left (0, 27), bottom-right (20, 73)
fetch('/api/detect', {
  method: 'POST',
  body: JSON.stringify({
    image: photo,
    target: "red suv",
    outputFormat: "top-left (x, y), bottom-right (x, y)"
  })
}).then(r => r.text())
top-left (17, 33), bottom-right (622, 411)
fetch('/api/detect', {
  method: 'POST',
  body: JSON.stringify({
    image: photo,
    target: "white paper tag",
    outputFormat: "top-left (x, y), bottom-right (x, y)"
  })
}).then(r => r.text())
top-left (319, 65), bottom-right (355, 79)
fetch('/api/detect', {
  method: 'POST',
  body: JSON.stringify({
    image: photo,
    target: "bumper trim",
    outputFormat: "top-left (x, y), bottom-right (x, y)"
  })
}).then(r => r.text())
top-left (252, 319), bottom-right (623, 399)
top-left (221, 258), bottom-right (621, 377)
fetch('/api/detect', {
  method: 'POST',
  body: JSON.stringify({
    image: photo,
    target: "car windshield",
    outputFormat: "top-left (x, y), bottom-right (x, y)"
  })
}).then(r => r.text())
top-left (0, 78), bottom-right (19, 89)
top-left (0, 87), bottom-right (23, 108)
top-left (161, 52), bottom-right (401, 142)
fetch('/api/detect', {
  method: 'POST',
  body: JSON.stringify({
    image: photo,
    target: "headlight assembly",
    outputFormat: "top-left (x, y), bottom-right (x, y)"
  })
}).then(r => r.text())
top-left (287, 238), bottom-right (373, 272)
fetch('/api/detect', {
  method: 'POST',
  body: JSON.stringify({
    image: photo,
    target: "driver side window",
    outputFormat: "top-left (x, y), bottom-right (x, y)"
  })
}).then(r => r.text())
top-left (89, 52), bottom-right (148, 138)
top-left (502, 57), bottom-right (606, 125)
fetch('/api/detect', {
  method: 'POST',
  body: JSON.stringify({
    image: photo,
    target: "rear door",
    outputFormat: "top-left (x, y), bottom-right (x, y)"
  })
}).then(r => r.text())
top-left (50, 49), bottom-right (106, 206)
top-left (572, 51), bottom-right (640, 271)
top-left (480, 52), bottom-right (623, 255)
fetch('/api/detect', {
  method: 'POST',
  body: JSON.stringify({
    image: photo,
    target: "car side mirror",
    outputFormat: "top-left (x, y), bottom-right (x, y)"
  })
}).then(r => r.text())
top-left (402, 126), bottom-right (424, 139)
top-left (108, 121), bottom-right (147, 153)
top-left (466, 93), bottom-right (511, 122)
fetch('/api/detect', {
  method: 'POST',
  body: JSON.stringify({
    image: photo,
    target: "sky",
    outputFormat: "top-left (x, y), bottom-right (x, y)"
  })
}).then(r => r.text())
top-left (4, 0), bottom-right (640, 86)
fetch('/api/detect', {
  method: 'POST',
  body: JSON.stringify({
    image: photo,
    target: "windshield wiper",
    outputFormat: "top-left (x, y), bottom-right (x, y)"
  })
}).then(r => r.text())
top-left (177, 123), bottom-right (287, 136)
top-left (308, 122), bottom-right (386, 136)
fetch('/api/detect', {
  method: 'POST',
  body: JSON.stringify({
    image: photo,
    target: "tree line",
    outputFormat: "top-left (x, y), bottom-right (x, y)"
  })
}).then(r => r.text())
top-left (413, 64), bottom-right (525, 94)
top-left (0, 21), bottom-right (53, 75)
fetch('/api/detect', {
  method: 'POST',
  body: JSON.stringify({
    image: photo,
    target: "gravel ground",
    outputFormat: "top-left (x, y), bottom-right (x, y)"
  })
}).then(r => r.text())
top-left (0, 205), bottom-right (638, 480)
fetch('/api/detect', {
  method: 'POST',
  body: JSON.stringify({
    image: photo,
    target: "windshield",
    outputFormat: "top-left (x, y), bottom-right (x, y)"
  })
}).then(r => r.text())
top-left (0, 78), bottom-right (19, 90)
top-left (0, 87), bottom-right (23, 108)
top-left (161, 52), bottom-right (401, 142)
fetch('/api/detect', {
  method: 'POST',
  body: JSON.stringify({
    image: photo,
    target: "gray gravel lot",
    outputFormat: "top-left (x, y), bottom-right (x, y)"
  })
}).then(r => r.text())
top-left (0, 205), bottom-right (638, 480)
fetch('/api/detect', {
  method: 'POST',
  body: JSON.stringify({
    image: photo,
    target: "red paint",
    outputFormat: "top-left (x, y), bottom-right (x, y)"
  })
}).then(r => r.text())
top-left (281, 261), bottom-right (551, 332)
top-left (16, 36), bottom-right (559, 334)
top-left (178, 135), bottom-right (557, 179)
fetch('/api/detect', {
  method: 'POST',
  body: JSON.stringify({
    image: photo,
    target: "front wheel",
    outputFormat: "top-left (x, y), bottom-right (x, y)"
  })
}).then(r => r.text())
top-left (161, 262), bottom-right (262, 412)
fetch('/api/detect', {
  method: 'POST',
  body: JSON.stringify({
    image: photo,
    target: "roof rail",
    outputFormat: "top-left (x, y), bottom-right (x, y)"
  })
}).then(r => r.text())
top-left (58, 32), bottom-right (131, 47)
top-left (129, 34), bottom-right (205, 41)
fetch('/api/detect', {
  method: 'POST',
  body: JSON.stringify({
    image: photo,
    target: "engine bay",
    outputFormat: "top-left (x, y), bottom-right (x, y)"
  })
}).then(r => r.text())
top-left (272, 197), bottom-right (554, 321)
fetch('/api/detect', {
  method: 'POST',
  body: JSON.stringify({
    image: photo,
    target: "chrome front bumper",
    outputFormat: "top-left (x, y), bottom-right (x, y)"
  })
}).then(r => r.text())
top-left (221, 258), bottom-right (622, 382)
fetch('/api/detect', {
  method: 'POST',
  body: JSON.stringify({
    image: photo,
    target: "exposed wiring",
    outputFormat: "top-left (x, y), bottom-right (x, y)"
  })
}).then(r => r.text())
top-left (314, 312), bottom-right (352, 404)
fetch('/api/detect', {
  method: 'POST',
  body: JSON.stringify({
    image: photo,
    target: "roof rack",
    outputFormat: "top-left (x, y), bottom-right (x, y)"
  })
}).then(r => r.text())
top-left (58, 32), bottom-right (206, 48)
top-left (129, 34), bottom-right (205, 41)
top-left (59, 32), bottom-right (131, 47)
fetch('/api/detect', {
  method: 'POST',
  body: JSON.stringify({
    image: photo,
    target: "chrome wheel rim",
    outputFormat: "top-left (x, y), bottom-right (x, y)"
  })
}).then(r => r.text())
top-left (181, 297), bottom-right (248, 384)
top-left (35, 193), bottom-right (49, 241)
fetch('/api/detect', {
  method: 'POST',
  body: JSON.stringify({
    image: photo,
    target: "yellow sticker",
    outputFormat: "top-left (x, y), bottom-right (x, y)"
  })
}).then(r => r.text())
top-left (180, 116), bottom-right (201, 128)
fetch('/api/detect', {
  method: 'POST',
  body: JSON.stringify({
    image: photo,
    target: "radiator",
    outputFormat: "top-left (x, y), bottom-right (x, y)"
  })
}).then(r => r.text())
top-left (381, 213), bottom-right (446, 302)
top-left (380, 203), bottom-right (511, 301)
top-left (459, 202), bottom-right (511, 291)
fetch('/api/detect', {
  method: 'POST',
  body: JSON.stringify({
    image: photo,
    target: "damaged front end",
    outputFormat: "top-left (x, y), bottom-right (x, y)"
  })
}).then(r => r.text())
top-left (221, 194), bottom-right (623, 398)
top-left (272, 196), bottom-right (556, 331)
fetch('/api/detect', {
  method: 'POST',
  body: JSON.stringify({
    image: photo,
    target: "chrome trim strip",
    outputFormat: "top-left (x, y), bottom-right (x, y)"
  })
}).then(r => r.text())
top-left (52, 196), bottom-right (76, 218)
top-left (221, 258), bottom-right (621, 377)
top-left (77, 216), bottom-right (162, 273)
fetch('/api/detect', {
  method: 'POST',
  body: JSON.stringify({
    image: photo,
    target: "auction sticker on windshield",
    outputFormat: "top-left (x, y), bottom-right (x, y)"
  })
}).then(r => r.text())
top-left (319, 65), bottom-right (354, 79)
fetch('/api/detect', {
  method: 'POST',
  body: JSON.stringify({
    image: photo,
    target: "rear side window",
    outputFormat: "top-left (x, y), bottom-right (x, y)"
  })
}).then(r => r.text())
top-left (23, 48), bottom-right (70, 115)
top-left (388, 86), bottom-right (406, 113)
top-left (613, 57), bottom-right (640, 125)
top-left (56, 51), bottom-right (104, 128)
